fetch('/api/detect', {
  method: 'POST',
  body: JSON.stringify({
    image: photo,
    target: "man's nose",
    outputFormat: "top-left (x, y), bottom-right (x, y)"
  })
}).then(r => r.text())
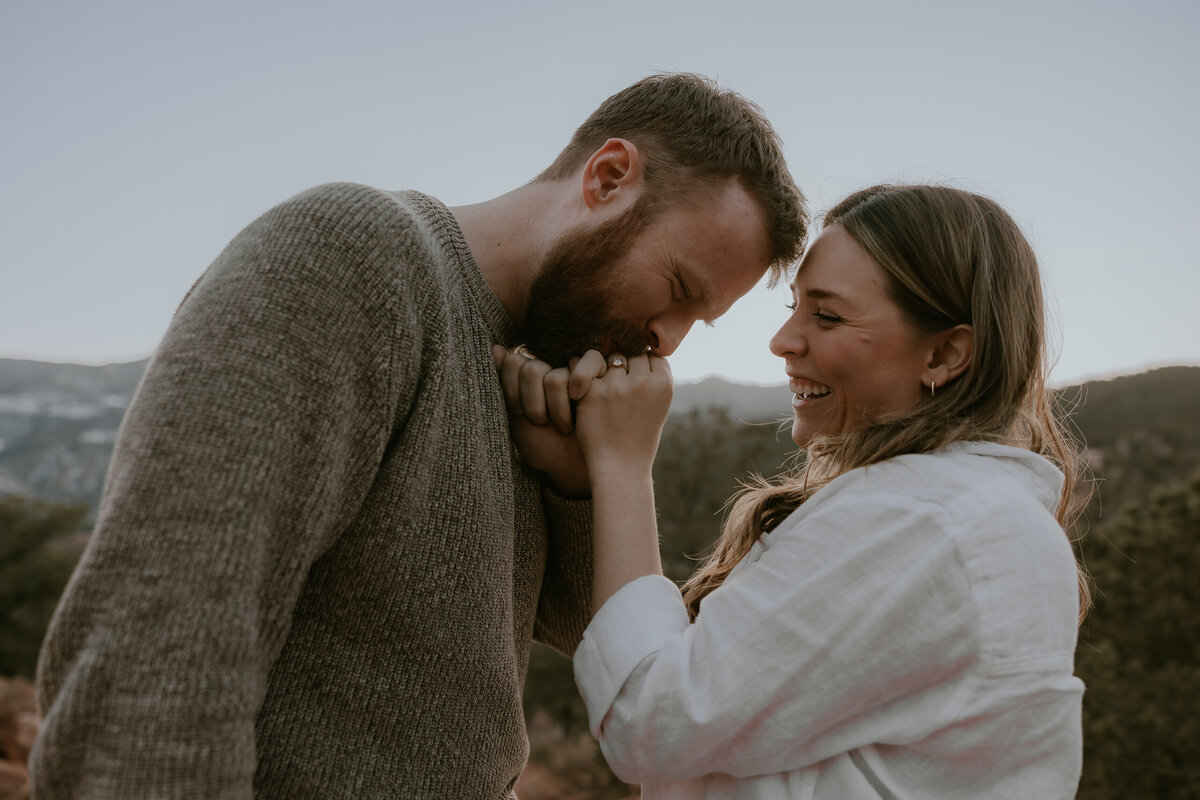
top-left (647, 318), bottom-right (696, 357)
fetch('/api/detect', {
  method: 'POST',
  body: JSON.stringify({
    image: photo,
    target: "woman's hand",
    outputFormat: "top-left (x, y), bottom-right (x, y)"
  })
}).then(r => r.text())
top-left (575, 351), bottom-right (673, 484)
top-left (572, 350), bottom-right (672, 615)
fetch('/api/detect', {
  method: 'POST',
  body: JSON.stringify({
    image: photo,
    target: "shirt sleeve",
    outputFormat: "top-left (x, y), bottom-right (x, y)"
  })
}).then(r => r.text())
top-left (572, 477), bottom-right (984, 784)
top-left (31, 184), bottom-right (415, 798)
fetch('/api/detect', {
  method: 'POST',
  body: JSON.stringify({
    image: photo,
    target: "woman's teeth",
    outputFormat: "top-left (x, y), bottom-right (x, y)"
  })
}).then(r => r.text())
top-left (794, 384), bottom-right (831, 399)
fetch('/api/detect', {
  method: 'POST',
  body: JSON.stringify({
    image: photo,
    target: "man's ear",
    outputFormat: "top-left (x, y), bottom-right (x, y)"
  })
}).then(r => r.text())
top-left (580, 138), bottom-right (643, 211)
top-left (925, 324), bottom-right (974, 390)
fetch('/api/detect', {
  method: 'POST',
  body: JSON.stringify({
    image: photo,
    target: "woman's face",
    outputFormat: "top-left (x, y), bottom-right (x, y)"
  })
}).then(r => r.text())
top-left (770, 224), bottom-right (939, 447)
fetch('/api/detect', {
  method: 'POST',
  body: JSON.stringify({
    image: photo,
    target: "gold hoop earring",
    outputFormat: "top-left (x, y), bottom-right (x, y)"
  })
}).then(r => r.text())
top-left (930, 380), bottom-right (936, 398)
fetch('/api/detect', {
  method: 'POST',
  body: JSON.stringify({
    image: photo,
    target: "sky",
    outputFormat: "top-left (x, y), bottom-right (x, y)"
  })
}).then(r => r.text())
top-left (2, 0), bottom-right (1197, 387)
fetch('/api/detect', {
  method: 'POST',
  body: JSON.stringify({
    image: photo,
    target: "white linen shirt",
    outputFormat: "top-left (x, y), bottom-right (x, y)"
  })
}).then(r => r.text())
top-left (573, 442), bottom-right (1084, 799)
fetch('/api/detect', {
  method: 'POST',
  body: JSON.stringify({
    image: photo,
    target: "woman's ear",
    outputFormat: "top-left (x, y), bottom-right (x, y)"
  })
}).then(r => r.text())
top-left (925, 324), bottom-right (973, 390)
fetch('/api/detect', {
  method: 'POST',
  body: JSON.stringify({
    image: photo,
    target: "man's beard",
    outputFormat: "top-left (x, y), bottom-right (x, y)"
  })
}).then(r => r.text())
top-left (521, 197), bottom-right (657, 368)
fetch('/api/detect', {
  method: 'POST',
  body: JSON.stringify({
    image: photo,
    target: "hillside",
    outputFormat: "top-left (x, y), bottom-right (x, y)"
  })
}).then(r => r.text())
top-left (669, 376), bottom-right (790, 420)
top-left (1063, 366), bottom-right (1200, 516)
top-left (1, 360), bottom-right (1198, 797)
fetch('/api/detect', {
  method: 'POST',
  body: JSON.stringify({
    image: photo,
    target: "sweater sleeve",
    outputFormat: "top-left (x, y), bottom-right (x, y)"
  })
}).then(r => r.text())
top-left (532, 486), bottom-right (594, 656)
top-left (572, 479), bottom-right (983, 784)
top-left (31, 184), bottom-right (415, 799)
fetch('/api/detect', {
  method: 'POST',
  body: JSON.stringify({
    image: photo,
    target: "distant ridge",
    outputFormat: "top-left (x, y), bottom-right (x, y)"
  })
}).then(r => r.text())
top-left (0, 358), bottom-right (1196, 512)
top-left (0, 358), bottom-right (149, 395)
top-left (671, 376), bottom-right (788, 421)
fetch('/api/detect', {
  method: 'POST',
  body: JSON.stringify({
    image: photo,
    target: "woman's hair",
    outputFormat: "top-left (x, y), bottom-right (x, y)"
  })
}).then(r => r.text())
top-left (679, 184), bottom-right (1091, 623)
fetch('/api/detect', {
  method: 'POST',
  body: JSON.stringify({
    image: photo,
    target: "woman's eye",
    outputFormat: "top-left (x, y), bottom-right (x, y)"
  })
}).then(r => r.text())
top-left (813, 311), bottom-right (842, 325)
top-left (784, 301), bottom-right (797, 311)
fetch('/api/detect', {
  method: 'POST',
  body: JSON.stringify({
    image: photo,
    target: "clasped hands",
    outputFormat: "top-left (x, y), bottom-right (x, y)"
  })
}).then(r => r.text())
top-left (491, 346), bottom-right (673, 498)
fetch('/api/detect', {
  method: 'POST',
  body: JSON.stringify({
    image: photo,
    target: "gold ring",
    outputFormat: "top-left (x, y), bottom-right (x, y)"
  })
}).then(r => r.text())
top-left (606, 355), bottom-right (628, 372)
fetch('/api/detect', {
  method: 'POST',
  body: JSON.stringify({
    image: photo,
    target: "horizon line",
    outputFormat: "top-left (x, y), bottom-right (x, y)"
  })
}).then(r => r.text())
top-left (2, 353), bottom-right (1198, 390)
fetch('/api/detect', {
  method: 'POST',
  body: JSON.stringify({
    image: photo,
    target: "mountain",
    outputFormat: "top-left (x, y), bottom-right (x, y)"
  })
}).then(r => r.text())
top-left (0, 358), bottom-right (1196, 515)
top-left (0, 359), bottom-right (149, 508)
top-left (1060, 365), bottom-right (1200, 518)
top-left (670, 376), bottom-right (789, 421)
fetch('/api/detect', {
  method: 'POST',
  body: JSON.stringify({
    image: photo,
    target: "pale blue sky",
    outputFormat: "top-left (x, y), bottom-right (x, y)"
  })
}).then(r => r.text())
top-left (2, 0), bottom-right (1196, 386)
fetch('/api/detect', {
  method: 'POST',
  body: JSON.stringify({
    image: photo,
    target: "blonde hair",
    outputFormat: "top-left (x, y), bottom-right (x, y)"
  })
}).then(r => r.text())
top-left (679, 185), bottom-right (1091, 623)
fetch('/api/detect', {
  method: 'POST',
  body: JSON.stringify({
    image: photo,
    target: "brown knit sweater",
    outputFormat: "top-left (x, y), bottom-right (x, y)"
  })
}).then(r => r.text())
top-left (31, 183), bottom-right (593, 799)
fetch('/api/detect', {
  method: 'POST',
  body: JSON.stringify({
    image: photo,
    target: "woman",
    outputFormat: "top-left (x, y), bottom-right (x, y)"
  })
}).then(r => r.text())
top-left (510, 184), bottom-right (1088, 798)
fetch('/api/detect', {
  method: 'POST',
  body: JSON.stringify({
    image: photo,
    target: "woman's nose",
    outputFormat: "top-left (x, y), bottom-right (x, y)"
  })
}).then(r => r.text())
top-left (769, 319), bottom-right (807, 358)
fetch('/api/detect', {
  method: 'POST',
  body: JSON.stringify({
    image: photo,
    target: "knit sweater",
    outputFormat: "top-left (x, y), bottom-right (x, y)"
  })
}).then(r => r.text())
top-left (31, 183), bottom-right (594, 799)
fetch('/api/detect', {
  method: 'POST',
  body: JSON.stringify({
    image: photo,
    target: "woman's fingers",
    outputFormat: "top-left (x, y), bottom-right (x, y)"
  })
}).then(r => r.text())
top-left (648, 353), bottom-right (671, 375)
top-left (570, 349), bottom-right (608, 400)
top-left (624, 353), bottom-right (651, 377)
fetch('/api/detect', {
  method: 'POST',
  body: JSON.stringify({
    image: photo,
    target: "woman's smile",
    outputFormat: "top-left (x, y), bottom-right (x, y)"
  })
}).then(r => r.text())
top-left (789, 378), bottom-right (831, 403)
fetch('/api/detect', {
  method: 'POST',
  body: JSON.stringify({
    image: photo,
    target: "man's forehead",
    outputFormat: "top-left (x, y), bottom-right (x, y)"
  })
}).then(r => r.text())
top-left (694, 261), bottom-right (765, 325)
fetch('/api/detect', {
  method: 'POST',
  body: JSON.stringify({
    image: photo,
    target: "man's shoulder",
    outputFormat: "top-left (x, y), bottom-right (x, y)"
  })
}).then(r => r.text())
top-left (253, 183), bottom-right (455, 276)
top-left (272, 182), bottom-right (433, 234)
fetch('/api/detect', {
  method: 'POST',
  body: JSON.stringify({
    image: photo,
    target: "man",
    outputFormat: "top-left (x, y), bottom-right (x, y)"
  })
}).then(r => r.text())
top-left (32, 73), bottom-right (807, 798)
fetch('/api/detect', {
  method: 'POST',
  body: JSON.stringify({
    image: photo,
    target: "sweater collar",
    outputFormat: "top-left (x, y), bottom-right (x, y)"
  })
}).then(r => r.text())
top-left (398, 190), bottom-right (520, 346)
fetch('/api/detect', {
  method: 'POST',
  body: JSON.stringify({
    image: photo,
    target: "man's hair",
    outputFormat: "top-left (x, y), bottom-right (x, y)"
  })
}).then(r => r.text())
top-left (535, 73), bottom-right (808, 282)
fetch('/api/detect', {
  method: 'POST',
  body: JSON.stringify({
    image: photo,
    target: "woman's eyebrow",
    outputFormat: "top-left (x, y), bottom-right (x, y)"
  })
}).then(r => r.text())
top-left (789, 283), bottom-right (846, 303)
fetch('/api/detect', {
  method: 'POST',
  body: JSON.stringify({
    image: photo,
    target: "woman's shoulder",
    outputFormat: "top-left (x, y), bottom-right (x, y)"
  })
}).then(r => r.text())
top-left (790, 443), bottom-right (1070, 581)
top-left (805, 441), bottom-right (1063, 524)
top-left (806, 442), bottom-right (1079, 672)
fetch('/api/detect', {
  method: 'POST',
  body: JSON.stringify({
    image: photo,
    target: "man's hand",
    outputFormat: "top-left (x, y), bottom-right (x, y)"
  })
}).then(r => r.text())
top-left (492, 346), bottom-right (607, 498)
top-left (495, 347), bottom-right (607, 434)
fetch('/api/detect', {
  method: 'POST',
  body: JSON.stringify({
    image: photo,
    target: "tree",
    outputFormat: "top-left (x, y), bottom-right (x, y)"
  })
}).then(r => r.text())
top-left (653, 408), bottom-right (795, 581)
top-left (1075, 471), bottom-right (1200, 799)
top-left (0, 496), bottom-right (88, 679)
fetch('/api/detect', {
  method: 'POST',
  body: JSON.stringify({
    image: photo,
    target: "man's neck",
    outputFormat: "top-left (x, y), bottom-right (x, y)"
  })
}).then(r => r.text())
top-left (451, 182), bottom-right (567, 324)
